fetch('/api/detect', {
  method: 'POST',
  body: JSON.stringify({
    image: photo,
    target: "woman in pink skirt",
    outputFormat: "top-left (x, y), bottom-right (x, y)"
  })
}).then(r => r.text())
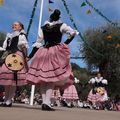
top-left (62, 82), bottom-right (79, 107)
top-left (0, 21), bottom-right (28, 107)
top-left (27, 9), bottom-right (78, 111)
top-left (63, 84), bottom-right (79, 107)
top-left (87, 73), bottom-right (108, 109)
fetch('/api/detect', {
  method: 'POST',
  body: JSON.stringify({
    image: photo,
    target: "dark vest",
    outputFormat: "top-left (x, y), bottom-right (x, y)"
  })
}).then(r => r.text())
top-left (6, 33), bottom-right (26, 52)
top-left (6, 36), bottom-right (19, 52)
top-left (94, 81), bottom-right (105, 87)
top-left (41, 23), bottom-right (63, 47)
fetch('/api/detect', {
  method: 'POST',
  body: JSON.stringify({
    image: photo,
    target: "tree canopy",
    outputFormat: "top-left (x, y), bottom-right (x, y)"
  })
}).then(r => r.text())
top-left (0, 32), bottom-right (6, 57)
top-left (0, 31), bottom-right (6, 46)
top-left (71, 63), bottom-right (91, 100)
top-left (81, 24), bottom-right (120, 96)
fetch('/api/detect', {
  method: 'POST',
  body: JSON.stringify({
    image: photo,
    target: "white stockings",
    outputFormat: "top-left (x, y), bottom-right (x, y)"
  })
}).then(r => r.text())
top-left (4, 86), bottom-right (16, 105)
top-left (40, 83), bottom-right (54, 106)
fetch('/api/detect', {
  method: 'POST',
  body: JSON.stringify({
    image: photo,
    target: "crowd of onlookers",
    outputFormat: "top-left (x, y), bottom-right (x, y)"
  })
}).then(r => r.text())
top-left (77, 98), bottom-right (120, 111)
top-left (0, 89), bottom-right (120, 111)
top-left (50, 95), bottom-right (120, 111)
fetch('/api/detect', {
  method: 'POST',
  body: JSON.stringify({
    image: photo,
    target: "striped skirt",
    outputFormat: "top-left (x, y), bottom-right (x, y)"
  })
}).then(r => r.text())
top-left (26, 43), bottom-right (74, 86)
top-left (87, 89), bottom-right (108, 103)
top-left (0, 51), bottom-right (28, 86)
top-left (62, 84), bottom-right (79, 100)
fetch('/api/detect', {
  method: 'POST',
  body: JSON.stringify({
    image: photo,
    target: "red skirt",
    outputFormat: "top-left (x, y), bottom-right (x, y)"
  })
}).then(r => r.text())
top-left (26, 43), bottom-right (74, 86)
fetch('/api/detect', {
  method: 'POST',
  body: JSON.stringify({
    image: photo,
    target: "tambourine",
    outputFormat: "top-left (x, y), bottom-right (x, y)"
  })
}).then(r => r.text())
top-left (97, 87), bottom-right (105, 95)
top-left (5, 53), bottom-right (24, 71)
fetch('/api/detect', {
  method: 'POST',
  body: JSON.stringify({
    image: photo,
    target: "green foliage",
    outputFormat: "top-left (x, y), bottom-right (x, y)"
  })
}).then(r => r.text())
top-left (0, 31), bottom-right (6, 46)
top-left (0, 32), bottom-right (6, 57)
top-left (71, 63), bottom-right (91, 100)
top-left (72, 63), bottom-right (90, 83)
top-left (81, 24), bottom-right (120, 96)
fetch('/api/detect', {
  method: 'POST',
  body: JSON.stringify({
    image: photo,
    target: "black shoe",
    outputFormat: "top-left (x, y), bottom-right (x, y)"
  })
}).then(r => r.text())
top-left (0, 103), bottom-right (12, 107)
top-left (41, 104), bottom-right (46, 110)
top-left (0, 102), bottom-right (4, 106)
top-left (42, 104), bottom-right (55, 111)
top-left (0, 102), bottom-right (6, 107)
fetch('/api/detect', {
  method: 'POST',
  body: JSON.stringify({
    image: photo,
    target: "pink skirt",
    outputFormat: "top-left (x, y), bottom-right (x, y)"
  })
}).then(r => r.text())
top-left (62, 84), bottom-right (79, 100)
top-left (117, 105), bottom-right (120, 111)
top-left (87, 90), bottom-right (108, 103)
top-left (0, 51), bottom-right (28, 86)
top-left (26, 43), bottom-right (74, 86)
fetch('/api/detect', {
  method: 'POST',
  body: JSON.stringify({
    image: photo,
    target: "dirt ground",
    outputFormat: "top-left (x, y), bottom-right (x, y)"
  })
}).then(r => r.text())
top-left (0, 104), bottom-right (120, 120)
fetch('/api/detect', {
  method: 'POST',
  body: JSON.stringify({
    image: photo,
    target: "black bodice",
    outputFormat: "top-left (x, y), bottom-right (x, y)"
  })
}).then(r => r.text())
top-left (41, 23), bottom-right (63, 47)
top-left (6, 32), bottom-right (26, 52)
top-left (94, 81), bottom-right (106, 87)
top-left (6, 36), bottom-right (19, 52)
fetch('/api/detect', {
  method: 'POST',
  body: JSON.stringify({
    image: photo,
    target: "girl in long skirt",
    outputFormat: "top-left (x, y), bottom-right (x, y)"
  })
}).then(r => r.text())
top-left (87, 73), bottom-right (108, 109)
top-left (27, 9), bottom-right (78, 111)
top-left (0, 21), bottom-right (28, 107)
top-left (62, 84), bottom-right (79, 107)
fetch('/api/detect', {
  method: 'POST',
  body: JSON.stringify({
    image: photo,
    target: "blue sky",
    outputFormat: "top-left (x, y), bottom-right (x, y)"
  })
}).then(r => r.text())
top-left (0, 0), bottom-right (120, 68)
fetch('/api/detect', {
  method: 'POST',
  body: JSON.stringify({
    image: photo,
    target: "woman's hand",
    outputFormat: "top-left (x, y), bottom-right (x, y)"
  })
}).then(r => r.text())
top-left (71, 32), bottom-right (77, 37)
top-left (26, 57), bottom-right (30, 61)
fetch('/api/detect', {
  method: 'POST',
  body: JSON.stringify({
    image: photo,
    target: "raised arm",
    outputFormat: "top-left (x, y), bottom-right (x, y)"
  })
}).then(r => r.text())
top-left (60, 23), bottom-right (78, 44)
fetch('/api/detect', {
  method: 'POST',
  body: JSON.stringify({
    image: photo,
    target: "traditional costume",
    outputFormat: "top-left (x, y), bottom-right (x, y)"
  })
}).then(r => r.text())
top-left (63, 84), bottom-right (79, 100)
top-left (27, 9), bottom-right (78, 111)
top-left (62, 78), bottom-right (79, 107)
top-left (87, 76), bottom-right (108, 108)
top-left (0, 29), bottom-right (28, 106)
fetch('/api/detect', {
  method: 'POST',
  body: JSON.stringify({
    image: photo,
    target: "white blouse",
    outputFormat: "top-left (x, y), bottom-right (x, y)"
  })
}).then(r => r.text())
top-left (89, 77), bottom-right (108, 85)
top-left (32, 20), bottom-right (78, 48)
top-left (2, 30), bottom-right (28, 50)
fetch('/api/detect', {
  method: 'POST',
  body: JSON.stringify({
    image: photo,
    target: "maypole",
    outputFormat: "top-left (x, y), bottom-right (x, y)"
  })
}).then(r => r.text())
top-left (27, 0), bottom-right (38, 36)
top-left (30, 0), bottom-right (44, 106)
